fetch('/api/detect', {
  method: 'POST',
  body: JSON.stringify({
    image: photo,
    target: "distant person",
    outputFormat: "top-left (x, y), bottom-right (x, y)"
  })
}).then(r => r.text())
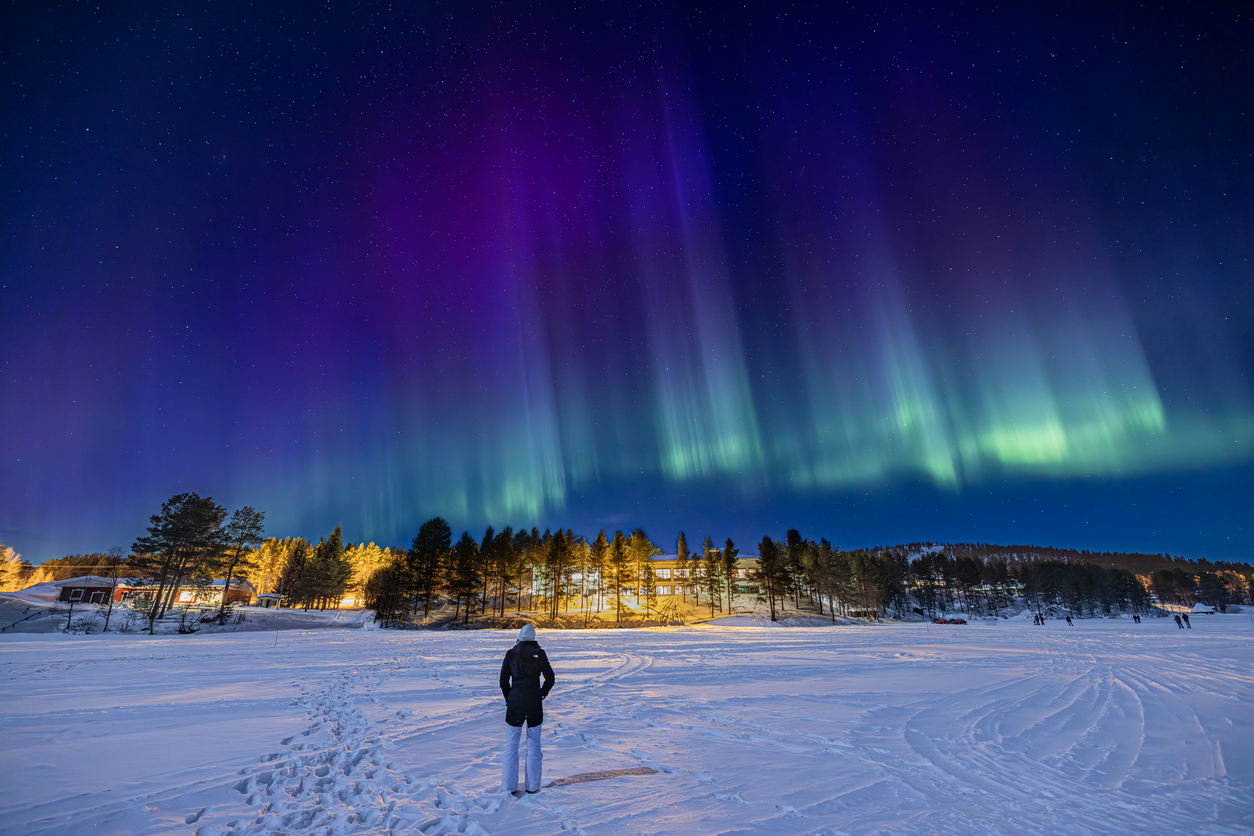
top-left (1174, 614), bottom-right (1184, 629)
top-left (1182, 613), bottom-right (1191, 628)
top-left (499, 623), bottom-right (555, 794)
top-left (1065, 615), bottom-right (1073, 626)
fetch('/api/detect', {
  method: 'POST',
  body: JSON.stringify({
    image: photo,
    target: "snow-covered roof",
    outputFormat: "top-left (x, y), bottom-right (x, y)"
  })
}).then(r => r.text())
top-left (42, 576), bottom-right (255, 590)
top-left (208, 578), bottom-right (256, 590)
top-left (1191, 603), bottom-right (1216, 613)
top-left (49, 576), bottom-right (146, 588)
top-left (257, 592), bottom-right (283, 599)
top-left (649, 552), bottom-right (747, 561)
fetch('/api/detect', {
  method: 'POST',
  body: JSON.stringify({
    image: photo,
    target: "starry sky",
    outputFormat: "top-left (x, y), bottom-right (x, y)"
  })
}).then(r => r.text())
top-left (3, 1), bottom-right (1252, 562)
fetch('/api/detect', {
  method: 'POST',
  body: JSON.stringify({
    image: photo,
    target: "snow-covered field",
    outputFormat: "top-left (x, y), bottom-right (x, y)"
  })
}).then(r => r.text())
top-left (3, 617), bottom-right (1252, 835)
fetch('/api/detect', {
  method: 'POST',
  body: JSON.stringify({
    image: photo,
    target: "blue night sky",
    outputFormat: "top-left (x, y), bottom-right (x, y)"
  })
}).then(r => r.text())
top-left (2, 2), bottom-right (1252, 562)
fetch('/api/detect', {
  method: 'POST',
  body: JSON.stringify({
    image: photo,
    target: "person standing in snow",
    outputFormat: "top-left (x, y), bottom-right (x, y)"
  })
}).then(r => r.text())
top-left (1182, 613), bottom-right (1191, 628)
top-left (1065, 615), bottom-right (1073, 626)
top-left (500, 623), bottom-right (555, 794)
top-left (1174, 614), bottom-right (1184, 629)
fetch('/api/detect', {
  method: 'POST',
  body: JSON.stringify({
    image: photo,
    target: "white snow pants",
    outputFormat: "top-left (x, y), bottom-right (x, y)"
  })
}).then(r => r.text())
top-left (502, 723), bottom-right (542, 793)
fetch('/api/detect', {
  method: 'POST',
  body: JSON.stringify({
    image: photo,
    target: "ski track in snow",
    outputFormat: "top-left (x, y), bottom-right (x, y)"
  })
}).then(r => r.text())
top-left (2, 620), bottom-right (1253, 835)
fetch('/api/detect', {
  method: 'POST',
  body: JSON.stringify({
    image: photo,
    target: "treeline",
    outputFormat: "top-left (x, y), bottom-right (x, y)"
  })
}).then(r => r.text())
top-left (12, 507), bottom-right (1254, 627)
top-left (762, 539), bottom-right (1251, 620)
top-left (940, 542), bottom-right (1254, 578)
top-left (360, 520), bottom-right (737, 627)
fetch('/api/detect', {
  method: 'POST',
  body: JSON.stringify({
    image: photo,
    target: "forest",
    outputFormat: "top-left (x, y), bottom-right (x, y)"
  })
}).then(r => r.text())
top-left (3, 493), bottom-right (1252, 629)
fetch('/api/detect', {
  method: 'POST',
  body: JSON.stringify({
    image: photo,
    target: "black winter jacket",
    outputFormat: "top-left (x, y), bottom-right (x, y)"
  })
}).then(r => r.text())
top-left (499, 640), bottom-right (555, 727)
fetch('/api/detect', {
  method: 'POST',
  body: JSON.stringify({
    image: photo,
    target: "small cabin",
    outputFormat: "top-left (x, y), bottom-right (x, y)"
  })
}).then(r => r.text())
top-left (256, 592), bottom-right (284, 609)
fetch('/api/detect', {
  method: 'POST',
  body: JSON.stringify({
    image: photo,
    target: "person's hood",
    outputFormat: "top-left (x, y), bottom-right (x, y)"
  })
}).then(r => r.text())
top-left (518, 623), bottom-right (536, 642)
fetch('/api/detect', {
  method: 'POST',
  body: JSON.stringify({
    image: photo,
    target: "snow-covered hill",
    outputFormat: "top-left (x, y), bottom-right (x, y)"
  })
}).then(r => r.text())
top-left (2, 618), bottom-right (1251, 835)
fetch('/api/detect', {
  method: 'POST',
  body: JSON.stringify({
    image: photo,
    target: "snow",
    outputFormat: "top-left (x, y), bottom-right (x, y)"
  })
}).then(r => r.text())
top-left (0, 594), bottom-right (375, 635)
top-left (3, 618), bottom-right (1252, 835)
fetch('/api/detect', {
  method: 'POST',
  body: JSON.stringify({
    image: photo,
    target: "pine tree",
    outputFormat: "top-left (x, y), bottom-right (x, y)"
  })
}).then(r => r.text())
top-left (450, 532), bottom-right (481, 624)
top-left (722, 538), bottom-right (739, 615)
top-left (675, 532), bottom-right (690, 603)
top-left (364, 553), bottom-right (408, 627)
top-left (588, 530), bottom-right (608, 624)
top-left (100, 546), bottom-right (125, 632)
top-left (409, 517), bottom-right (451, 618)
top-left (785, 529), bottom-right (805, 610)
top-left (130, 493), bottom-right (228, 631)
top-left (511, 529), bottom-right (532, 614)
top-left (757, 536), bottom-right (781, 621)
top-left (478, 527), bottom-right (495, 615)
top-left (542, 529), bottom-right (569, 619)
top-left (703, 536), bottom-right (720, 616)
top-left (629, 529), bottom-right (654, 617)
top-left (690, 539), bottom-right (704, 607)
top-left (608, 530), bottom-right (630, 625)
top-left (571, 531), bottom-right (591, 622)
top-left (215, 506), bottom-right (265, 622)
top-left (492, 526), bottom-right (515, 620)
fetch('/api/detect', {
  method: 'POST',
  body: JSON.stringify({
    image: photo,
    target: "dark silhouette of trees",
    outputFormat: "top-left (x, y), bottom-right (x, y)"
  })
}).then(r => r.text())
top-left (722, 538), bottom-right (739, 615)
top-left (131, 492), bottom-right (228, 632)
top-left (608, 530), bottom-right (630, 625)
top-left (215, 506), bottom-right (265, 623)
top-left (785, 529), bottom-right (805, 609)
top-left (675, 532), bottom-right (690, 602)
top-left (701, 535), bottom-right (720, 616)
top-left (408, 517), bottom-right (451, 618)
top-left (276, 526), bottom-right (351, 610)
top-left (587, 530), bottom-right (608, 625)
top-left (757, 536), bottom-right (781, 621)
top-left (364, 555), bottom-right (409, 627)
top-left (450, 531), bottom-right (481, 623)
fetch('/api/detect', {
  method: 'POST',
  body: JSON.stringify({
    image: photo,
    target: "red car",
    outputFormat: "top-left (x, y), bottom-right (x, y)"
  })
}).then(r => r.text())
top-left (931, 617), bottom-right (967, 624)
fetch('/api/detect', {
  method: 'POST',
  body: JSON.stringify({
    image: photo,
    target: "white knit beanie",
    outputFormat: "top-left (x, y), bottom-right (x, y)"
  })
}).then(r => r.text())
top-left (518, 623), bottom-right (536, 642)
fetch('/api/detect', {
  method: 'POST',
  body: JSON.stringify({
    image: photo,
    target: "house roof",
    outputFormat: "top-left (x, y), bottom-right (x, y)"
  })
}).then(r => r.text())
top-left (47, 576), bottom-right (255, 590)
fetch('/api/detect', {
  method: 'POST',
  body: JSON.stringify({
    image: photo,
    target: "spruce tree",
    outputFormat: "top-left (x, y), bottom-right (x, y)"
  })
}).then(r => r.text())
top-left (275, 540), bottom-right (311, 605)
top-left (690, 539), bottom-right (704, 607)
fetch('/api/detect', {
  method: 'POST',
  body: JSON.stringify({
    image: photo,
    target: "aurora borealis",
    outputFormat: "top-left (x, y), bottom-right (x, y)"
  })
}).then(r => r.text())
top-left (3, 2), bottom-right (1252, 561)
